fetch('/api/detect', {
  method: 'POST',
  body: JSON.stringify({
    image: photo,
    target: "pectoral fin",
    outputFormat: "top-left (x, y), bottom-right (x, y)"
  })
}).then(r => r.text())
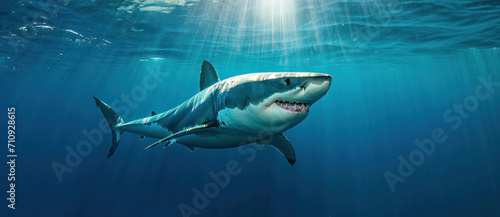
top-left (145, 124), bottom-right (214, 150)
top-left (259, 134), bottom-right (296, 165)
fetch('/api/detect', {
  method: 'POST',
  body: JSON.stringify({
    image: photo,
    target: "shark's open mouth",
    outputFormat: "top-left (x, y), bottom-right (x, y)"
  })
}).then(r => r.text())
top-left (274, 100), bottom-right (311, 113)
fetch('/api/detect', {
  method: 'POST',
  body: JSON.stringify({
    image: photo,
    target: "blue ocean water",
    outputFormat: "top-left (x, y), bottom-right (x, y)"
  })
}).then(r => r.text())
top-left (1, 0), bottom-right (500, 216)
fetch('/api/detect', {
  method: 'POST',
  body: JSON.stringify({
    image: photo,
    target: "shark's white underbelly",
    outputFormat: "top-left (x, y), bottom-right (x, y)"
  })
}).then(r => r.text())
top-left (177, 130), bottom-right (251, 149)
top-left (120, 123), bottom-right (251, 149)
top-left (118, 123), bottom-right (172, 139)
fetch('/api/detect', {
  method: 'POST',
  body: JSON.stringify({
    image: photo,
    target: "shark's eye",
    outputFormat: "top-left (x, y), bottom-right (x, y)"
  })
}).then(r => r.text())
top-left (285, 78), bottom-right (291, 86)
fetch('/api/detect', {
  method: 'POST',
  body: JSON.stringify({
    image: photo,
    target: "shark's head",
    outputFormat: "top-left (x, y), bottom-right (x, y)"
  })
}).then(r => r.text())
top-left (220, 72), bottom-right (331, 134)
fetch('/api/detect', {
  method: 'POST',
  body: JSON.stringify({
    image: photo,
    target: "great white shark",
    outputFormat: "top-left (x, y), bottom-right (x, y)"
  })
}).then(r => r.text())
top-left (94, 61), bottom-right (331, 165)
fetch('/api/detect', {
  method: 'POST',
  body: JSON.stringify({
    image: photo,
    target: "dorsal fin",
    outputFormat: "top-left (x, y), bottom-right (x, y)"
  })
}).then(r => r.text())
top-left (151, 111), bottom-right (156, 116)
top-left (200, 60), bottom-right (220, 91)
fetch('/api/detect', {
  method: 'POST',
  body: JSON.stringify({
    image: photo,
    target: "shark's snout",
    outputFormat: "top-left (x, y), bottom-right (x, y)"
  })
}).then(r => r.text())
top-left (302, 74), bottom-right (332, 102)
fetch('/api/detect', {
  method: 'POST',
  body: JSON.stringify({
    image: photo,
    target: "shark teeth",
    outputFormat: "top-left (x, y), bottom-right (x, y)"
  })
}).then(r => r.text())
top-left (274, 100), bottom-right (311, 113)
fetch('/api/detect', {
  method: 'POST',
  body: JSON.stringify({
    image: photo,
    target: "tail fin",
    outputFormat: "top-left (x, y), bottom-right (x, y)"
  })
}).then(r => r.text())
top-left (93, 96), bottom-right (124, 158)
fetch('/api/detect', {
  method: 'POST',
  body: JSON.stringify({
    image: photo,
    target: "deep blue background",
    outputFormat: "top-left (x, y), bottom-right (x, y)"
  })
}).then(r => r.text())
top-left (1, 0), bottom-right (500, 216)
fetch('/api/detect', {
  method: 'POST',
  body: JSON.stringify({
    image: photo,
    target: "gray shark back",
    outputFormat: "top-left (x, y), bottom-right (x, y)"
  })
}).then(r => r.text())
top-left (118, 81), bottom-right (227, 137)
